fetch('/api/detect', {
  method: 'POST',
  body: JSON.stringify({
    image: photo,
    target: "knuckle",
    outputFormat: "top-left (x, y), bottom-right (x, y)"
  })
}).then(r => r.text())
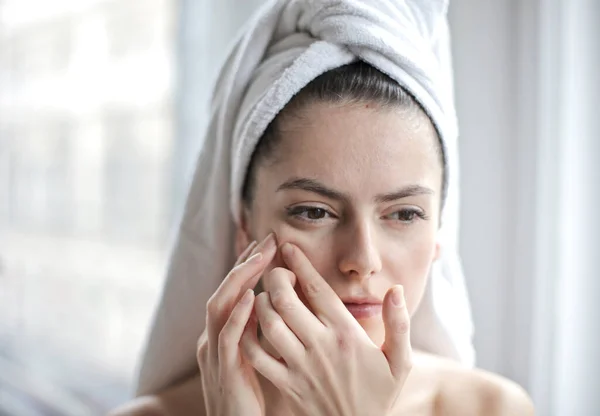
top-left (218, 331), bottom-right (234, 352)
top-left (256, 291), bottom-right (271, 307)
top-left (333, 329), bottom-right (357, 353)
top-left (206, 296), bottom-right (222, 318)
top-left (261, 316), bottom-right (283, 337)
top-left (263, 267), bottom-right (288, 288)
top-left (196, 331), bottom-right (208, 351)
top-left (227, 265), bottom-right (243, 280)
top-left (244, 346), bottom-right (261, 367)
top-left (395, 318), bottom-right (410, 335)
top-left (271, 267), bottom-right (295, 281)
top-left (335, 332), bottom-right (353, 353)
top-left (270, 290), bottom-right (295, 311)
top-left (303, 281), bottom-right (322, 298)
top-left (226, 309), bottom-right (243, 327)
top-left (196, 340), bottom-right (208, 362)
top-left (233, 262), bottom-right (246, 273)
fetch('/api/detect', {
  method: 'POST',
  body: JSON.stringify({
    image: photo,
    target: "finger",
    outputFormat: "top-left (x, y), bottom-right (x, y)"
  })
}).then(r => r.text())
top-left (281, 242), bottom-right (352, 327)
top-left (234, 240), bottom-right (258, 267)
top-left (381, 285), bottom-right (412, 380)
top-left (226, 233), bottom-right (276, 298)
top-left (240, 311), bottom-right (289, 387)
top-left (254, 292), bottom-right (305, 366)
top-left (265, 267), bottom-right (323, 346)
top-left (218, 289), bottom-right (255, 376)
top-left (209, 233), bottom-right (276, 319)
top-left (207, 233), bottom-right (277, 357)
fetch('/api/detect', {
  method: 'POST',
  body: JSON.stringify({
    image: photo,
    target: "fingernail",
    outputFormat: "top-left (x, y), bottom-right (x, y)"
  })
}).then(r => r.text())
top-left (245, 252), bottom-right (263, 264)
top-left (263, 233), bottom-right (276, 250)
top-left (392, 286), bottom-right (404, 307)
top-left (240, 289), bottom-right (254, 304)
top-left (281, 242), bottom-right (294, 257)
top-left (242, 240), bottom-right (257, 257)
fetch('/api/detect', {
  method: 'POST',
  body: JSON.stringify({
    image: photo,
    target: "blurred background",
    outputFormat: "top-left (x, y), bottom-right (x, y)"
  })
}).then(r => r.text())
top-left (0, 0), bottom-right (597, 415)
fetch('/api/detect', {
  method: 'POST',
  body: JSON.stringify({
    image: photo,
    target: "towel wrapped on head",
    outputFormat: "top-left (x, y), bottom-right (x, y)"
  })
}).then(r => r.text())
top-left (135, 0), bottom-right (475, 396)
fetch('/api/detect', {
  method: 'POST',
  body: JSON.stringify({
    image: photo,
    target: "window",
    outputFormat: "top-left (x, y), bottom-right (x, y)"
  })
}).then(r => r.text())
top-left (0, 0), bottom-right (175, 413)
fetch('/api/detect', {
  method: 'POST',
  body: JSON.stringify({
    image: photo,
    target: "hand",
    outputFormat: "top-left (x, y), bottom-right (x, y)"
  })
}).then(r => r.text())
top-left (196, 234), bottom-right (277, 416)
top-left (241, 242), bottom-right (412, 416)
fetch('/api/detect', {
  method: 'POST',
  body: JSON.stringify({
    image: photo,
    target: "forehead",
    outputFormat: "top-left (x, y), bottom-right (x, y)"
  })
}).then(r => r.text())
top-left (262, 102), bottom-right (442, 196)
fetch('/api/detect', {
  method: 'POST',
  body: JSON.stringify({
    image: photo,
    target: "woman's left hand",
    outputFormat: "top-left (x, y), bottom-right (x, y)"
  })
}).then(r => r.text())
top-left (240, 242), bottom-right (412, 416)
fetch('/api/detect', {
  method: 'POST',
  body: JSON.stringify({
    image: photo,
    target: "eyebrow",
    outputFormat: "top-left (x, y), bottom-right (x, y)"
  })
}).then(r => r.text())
top-left (276, 177), bottom-right (434, 203)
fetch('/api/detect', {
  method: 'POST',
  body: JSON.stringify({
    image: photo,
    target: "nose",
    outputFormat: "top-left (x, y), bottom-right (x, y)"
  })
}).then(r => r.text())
top-left (337, 220), bottom-right (383, 280)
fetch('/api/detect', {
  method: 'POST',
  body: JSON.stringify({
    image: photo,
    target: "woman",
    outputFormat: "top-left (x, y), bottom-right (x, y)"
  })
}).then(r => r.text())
top-left (112, 1), bottom-right (534, 415)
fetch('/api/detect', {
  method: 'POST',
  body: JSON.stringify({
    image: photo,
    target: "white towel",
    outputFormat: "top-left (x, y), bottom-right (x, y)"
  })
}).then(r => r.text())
top-left (135, 0), bottom-right (475, 396)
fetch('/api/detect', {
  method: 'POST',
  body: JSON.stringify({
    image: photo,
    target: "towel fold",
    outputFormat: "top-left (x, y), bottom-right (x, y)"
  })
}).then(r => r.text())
top-left (135, 0), bottom-right (475, 396)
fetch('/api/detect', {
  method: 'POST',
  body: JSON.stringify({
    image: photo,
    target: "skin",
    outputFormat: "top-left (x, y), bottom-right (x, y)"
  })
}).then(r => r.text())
top-left (233, 101), bottom-right (440, 415)
top-left (237, 100), bottom-right (442, 346)
top-left (109, 101), bottom-right (535, 416)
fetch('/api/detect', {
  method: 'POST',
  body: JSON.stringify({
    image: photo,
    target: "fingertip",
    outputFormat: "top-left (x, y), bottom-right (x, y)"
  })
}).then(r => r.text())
top-left (382, 286), bottom-right (408, 331)
top-left (247, 240), bottom-right (258, 254)
top-left (281, 242), bottom-right (294, 258)
top-left (245, 252), bottom-right (263, 265)
top-left (249, 232), bottom-right (277, 260)
top-left (391, 285), bottom-right (405, 307)
top-left (240, 288), bottom-right (255, 305)
top-left (235, 239), bottom-right (258, 266)
top-left (266, 266), bottom-right (297, 289)
top-left (264, 232), bottom-right (277, 252)
top-left (382, 285), bottom-right (401, 310)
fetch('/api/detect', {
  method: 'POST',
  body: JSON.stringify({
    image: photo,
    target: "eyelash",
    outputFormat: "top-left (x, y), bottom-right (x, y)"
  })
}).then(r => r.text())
top-left (286, 206), bottom-right (336, 223)
top-left (286, 206), bottom-right (429, 224)
top-left (385, 209), bottom-right (429, 223)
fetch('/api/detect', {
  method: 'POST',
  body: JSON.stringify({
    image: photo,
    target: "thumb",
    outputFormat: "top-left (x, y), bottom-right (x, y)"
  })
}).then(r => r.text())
top-left (381, 285), bottom-right (413, 380)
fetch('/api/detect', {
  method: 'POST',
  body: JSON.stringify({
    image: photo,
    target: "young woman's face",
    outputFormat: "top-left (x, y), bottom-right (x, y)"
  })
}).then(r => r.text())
top-left (239, 101), bottom-right (443, 347)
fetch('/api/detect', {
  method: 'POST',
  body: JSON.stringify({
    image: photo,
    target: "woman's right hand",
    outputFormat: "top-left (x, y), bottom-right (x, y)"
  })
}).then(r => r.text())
top-left (197, 233), bottom-right (277, 416)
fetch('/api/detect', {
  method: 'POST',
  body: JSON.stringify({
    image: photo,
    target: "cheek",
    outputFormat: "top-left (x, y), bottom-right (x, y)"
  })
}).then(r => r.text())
top-left (388, 237), bottom-right (437, 278)
top-left (275, 223), bottom-right (334, 273)
top-left (384, 233), bottom-right (437, 314)
top-left (257, 220), bottom-right (333, 292)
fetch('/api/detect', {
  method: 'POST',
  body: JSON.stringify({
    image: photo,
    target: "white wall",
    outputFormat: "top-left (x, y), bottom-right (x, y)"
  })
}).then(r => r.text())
top-left (554, 2), bottom-right (600, 414)
top-left (451, 4), bottom-right (600, 414)
top-left (449, 0), bottom-right (520, 378)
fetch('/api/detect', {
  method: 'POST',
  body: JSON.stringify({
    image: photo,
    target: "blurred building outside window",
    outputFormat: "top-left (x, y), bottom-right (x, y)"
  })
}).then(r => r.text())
top-left (0, 0), bottom-right (175, 412)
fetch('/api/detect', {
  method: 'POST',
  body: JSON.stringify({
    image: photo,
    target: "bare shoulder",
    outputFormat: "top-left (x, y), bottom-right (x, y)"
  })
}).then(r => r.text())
top-left (414, 352), bottom-right (535, 416)
top-left (108, 374), bottom-right (205, 416)
top-left (108, 396), bottom-right (168, 416)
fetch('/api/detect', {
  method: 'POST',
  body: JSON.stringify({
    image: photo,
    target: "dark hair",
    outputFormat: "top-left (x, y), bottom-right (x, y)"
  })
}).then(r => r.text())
top-left (241, 60), bottom-right (446, 209)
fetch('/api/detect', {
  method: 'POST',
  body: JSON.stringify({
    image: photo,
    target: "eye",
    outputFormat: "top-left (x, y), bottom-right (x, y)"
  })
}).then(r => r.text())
top-left (386, 208), bottom-right (427, 223)
top-left (287, 206), bottom-right (334, 222)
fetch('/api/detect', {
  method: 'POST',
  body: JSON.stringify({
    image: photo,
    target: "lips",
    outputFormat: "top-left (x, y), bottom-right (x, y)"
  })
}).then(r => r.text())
top-left (343, 303), bottom-right (383, 319)
top-left (341, 296), bottom-right (383, 319)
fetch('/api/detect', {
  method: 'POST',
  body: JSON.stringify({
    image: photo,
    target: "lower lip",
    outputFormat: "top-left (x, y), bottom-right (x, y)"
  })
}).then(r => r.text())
top-left (344, 303), bottom-right (382, 319)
